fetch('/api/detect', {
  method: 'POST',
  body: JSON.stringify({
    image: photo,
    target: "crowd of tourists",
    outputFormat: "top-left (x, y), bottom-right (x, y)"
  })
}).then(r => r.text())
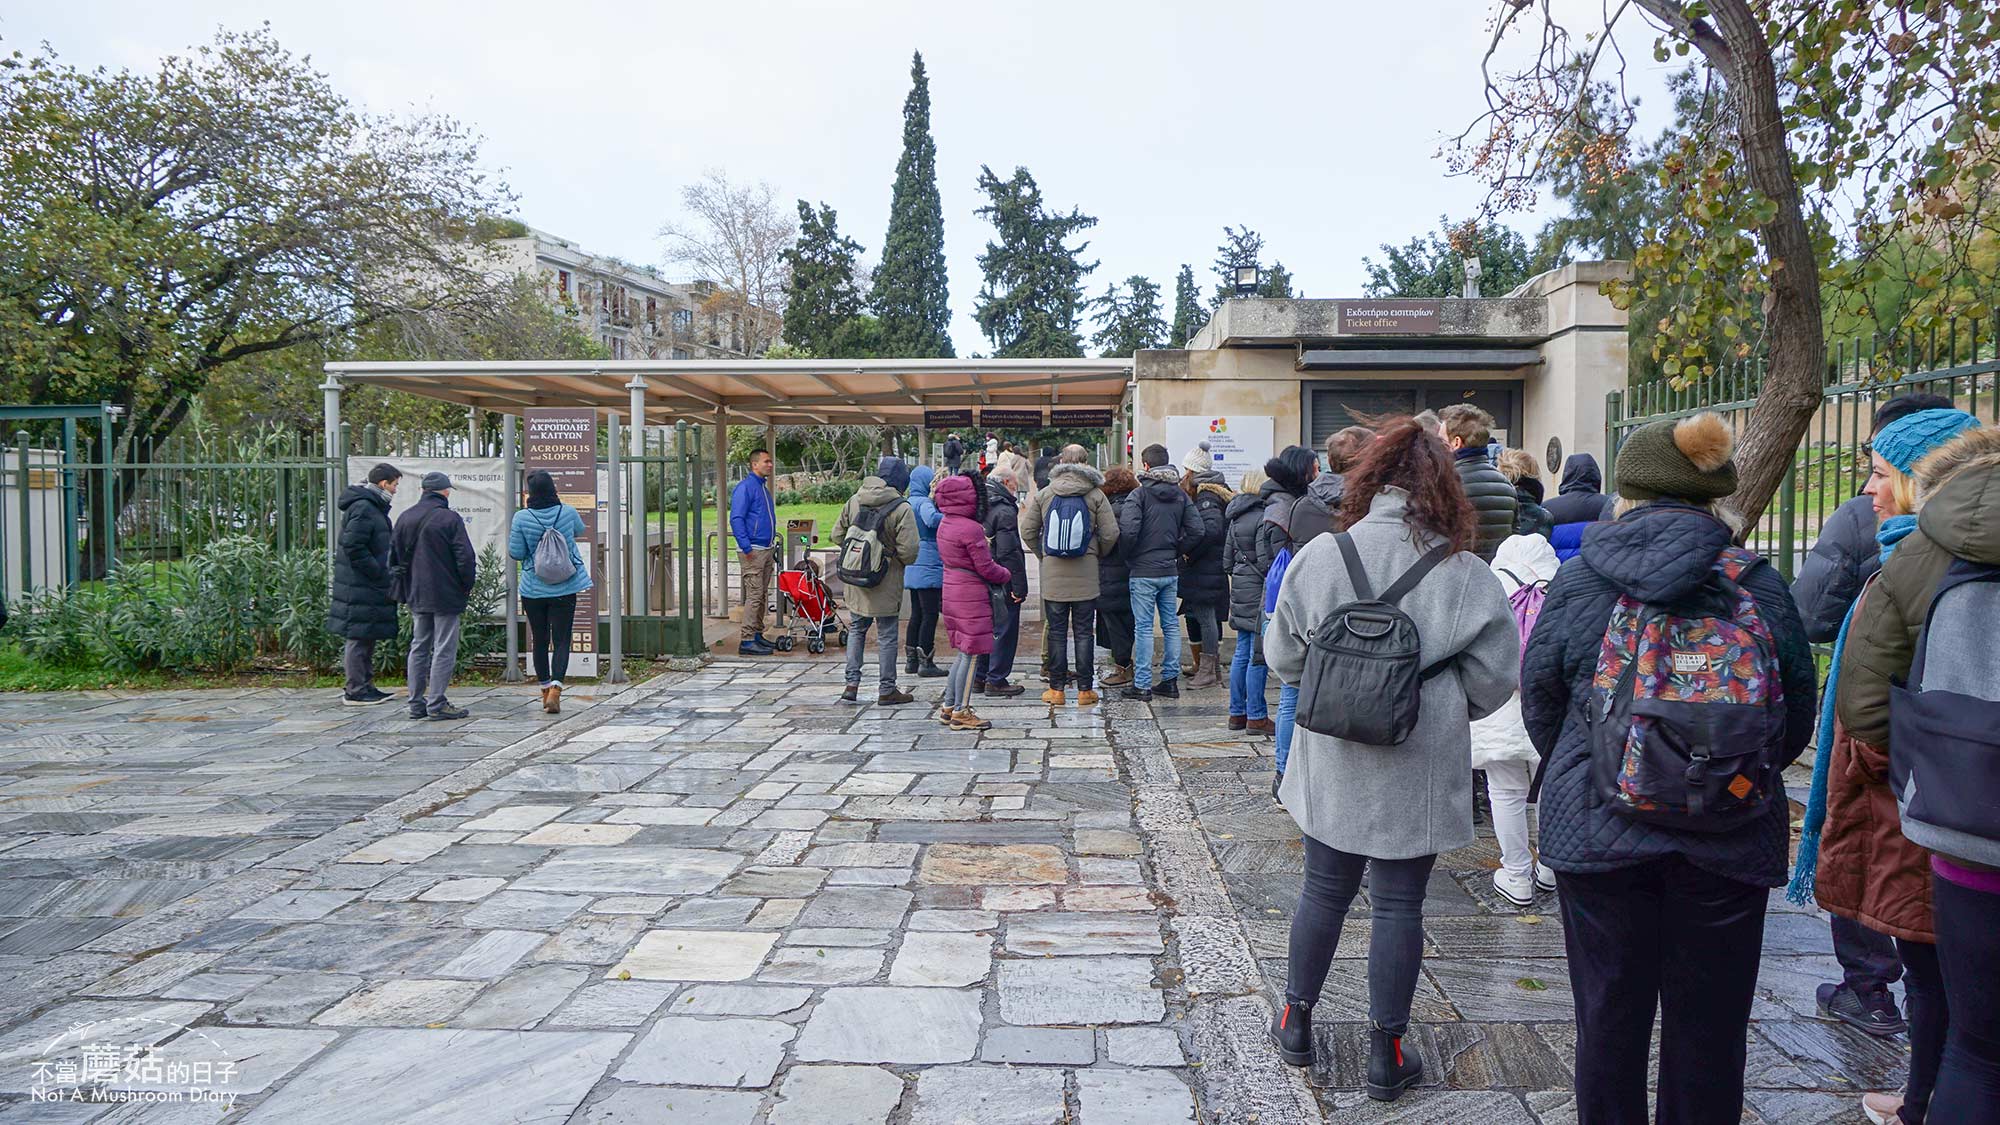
top-left (752, 399), bottom-right (1998, 1123)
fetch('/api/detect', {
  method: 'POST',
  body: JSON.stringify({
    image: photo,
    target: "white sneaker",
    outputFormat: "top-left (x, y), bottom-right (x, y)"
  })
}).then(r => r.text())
top-left (1492, 869), bottom-right (1535, 908)
top-left (1534, 862), bottom-right (1557, 894)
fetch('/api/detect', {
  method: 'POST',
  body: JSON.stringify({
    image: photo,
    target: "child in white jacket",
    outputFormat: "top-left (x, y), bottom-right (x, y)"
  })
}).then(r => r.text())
top-left (1474, 533), bottom-right (1560, 907)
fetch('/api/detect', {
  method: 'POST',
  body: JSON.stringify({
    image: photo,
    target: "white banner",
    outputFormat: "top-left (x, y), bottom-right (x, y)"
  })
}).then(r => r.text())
top-left (1163, 415), bottom-right (1274, 485)
top-left (345, 457), bottom-right (509, 558)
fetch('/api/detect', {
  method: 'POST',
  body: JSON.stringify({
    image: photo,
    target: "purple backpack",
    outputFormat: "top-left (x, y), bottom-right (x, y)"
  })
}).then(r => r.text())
top-left (1497, 568), bottom-right (1546, 667)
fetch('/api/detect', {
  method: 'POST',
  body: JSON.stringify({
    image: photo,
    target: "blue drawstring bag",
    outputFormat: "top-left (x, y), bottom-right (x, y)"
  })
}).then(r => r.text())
top-left (1263, 546), bottom-right (1292, 614)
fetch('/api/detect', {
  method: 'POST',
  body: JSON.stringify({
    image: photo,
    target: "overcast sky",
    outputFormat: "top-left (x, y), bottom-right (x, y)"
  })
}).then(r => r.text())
top-left (7, 1), bottom-right (1673, 352)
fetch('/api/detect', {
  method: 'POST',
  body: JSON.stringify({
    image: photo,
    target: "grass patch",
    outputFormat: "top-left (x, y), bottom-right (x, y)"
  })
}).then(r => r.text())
top-left (684, 501), bottom-right (851, 549)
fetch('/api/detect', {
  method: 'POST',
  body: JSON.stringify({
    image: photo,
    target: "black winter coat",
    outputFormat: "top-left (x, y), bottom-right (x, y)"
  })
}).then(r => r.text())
top-left (1521, 504), bottom-right (1818, 887)
top-left (943, 437), bottom-right (966, 473)
top-left (1096, 491), bottom-right (1136, 611)
top-left (1513, 484), bottom-right (1555, 539)
top-left (982, 481), bottom-right (1028, 599)
top-left (1223, 481), bottom-right (1281, 632)
top-left (327, 485), bottom-right (398, 641)
top-left (1117, 472), bottom-right (1203, 579)
top-left (1454, 449), bottom-right (1519, 562)
top-left (1542, 453), bottom-right (1618, 528)
top-left (1789, 493), bottom-right (1878, 644)
top-left (1178, 475), bottom-right (1231, 610)
top-left (391, 492), bottom-right (479, 616)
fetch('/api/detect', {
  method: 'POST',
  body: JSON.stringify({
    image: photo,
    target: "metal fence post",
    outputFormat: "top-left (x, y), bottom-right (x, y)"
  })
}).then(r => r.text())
top-left (1603, 390), bottom-right (1623, 497)
top-left (676, 420), bottom-right (691, 655)
top-left (60, 418), bottom-right (78, 589)
top-left (1777, 466), bottom-right (1798, 582)
top-left (15, 434), bottom-right (31, 594)
top-left (502, 413), bottom-right (522, 683)
top-left (606, 412), bottom-right (627, 684)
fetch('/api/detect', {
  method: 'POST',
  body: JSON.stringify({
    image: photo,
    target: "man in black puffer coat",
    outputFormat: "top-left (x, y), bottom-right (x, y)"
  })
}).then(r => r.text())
top-left (326, 463), bottom-right (402, 705)
top-left (1440, 405), bottom-right (1517, 561)
top-left (1522, 414), bottom-right (1816, 1124)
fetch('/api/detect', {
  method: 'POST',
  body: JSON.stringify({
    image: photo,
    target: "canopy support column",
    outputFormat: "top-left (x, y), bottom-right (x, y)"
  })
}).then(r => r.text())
top-left (320, 377), bottom-right (343, 573)
top-left (714, 403), bottom-right (729, 620)
top-left (627, 377), bottom-right (648, 616)
top-left (502, 413), bottom-right (522, 682)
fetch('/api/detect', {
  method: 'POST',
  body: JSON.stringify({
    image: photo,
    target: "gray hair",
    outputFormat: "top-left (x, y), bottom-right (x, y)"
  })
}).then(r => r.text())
top-left (1060, 444), bottom-right (1088, 464)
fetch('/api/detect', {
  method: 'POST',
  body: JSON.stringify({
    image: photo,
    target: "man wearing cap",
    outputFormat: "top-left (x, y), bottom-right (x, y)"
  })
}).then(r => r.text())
top-left (391, 471), bottom-right (479, 721)
top-left (328, 462), bottom-right (403, 705)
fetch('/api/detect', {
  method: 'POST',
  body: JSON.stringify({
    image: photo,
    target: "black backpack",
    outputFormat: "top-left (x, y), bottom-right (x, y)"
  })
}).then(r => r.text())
top-left (1295, 532), bottom-right (1454, 746)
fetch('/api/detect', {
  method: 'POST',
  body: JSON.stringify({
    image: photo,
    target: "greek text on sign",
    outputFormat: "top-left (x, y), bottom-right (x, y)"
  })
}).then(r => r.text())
top-left (1336, 299), bottom-right (1442, 334)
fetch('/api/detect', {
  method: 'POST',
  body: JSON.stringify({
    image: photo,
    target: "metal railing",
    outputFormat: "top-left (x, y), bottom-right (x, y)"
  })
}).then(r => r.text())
top-left (1607, 316), bottom-right (2000, 580)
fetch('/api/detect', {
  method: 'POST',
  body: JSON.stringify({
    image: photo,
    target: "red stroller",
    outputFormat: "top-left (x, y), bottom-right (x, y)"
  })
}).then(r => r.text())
top-left (773, 557), bottom-right (849, 654)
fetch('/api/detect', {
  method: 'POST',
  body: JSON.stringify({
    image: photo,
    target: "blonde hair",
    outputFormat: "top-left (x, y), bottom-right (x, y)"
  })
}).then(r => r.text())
top-left (1876, 458), bottom-right (1920, 517)
top-left (1495, 448), bottom-right (1540, 484)
top-left (1613, 496), bottom-right (1745, 536)
top-left (1240, 467), bottom-right (1269, 494)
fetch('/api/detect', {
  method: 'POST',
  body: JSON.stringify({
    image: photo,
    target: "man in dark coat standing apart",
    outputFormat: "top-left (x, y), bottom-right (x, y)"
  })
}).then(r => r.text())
top-left (328, 462), bottom-right (402, 705)
top-left (392, 471), bottom-right (479, 721)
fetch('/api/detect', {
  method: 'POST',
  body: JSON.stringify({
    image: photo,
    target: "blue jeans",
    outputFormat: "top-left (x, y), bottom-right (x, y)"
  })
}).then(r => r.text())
top-left (1128, 576), bottom-right (1181, 690)
top-left (1275, 683), bottom-right (1298, 774)
top-left (1229, 631), bottom-right (1268, 719)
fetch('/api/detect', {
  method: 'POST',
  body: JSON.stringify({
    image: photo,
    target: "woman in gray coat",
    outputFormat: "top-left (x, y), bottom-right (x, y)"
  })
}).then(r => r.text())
top-left (1263, 417), bottom-right (1518, 1099)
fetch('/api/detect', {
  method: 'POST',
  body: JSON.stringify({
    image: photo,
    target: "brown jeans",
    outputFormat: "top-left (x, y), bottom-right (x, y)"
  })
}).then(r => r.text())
top-left (740, 548), bottom-right (775, 637)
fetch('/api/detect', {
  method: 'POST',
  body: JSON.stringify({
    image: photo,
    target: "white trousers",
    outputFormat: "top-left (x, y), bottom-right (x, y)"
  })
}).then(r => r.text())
top-left (1484, 758), bottom-right (1537, 880)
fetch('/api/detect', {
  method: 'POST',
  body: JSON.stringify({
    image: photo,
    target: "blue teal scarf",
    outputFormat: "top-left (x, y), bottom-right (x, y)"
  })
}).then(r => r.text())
top-left (1788, 514), bottom-right (1918, 903)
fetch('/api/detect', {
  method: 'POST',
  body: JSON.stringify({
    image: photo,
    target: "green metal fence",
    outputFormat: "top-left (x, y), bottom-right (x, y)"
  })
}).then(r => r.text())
top-left (1606, 316), bottom-right (2000, 580)
top-left (0, 411), bottom-right (719, 660)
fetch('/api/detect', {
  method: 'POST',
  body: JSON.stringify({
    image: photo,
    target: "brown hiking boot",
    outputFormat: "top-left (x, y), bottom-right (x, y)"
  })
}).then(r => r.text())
top-left (1101, 664), bottom-right (1132, 687)
top-left (1246, 717), bottom-right (1276, 736)
top-left (949, 708), bottom-right (991, 731)
top-left (543, 684), bottom-right (562, 714)
top-left (1077, 690), bottom-right (1099, 706)
top-left (1040, 688), bottom-right (1066, 706)
top-left (878, 688), bottom-right (914, 706)
top-left (1229, 714), bottom-right (1247, 730)
top-left (937, 701), bottom-right (956, 725)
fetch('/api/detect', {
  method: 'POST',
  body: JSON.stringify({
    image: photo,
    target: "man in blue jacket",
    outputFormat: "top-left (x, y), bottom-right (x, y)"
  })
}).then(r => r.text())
top-left (730, 448), bottom-right (779, 655)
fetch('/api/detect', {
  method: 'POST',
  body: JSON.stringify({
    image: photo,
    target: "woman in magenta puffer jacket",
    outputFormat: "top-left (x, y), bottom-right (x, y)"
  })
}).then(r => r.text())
top-left (935, 472), bottom-right (1012, 730)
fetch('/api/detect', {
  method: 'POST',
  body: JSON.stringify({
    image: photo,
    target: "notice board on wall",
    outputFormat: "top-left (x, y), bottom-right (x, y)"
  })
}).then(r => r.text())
top-left (1162, 415), bottom-right (1274, 484)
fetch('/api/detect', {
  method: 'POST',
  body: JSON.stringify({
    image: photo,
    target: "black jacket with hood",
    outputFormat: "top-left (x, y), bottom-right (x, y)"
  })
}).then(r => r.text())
top-left (1117, 467), bottom-right (1203, 579)
top-left (1790, 493), bottom-right (1880, 643)
top-left (1224, 479), bottom-right (1285, 632)
top-left (327, 484), bottom-right (399, 641)
top-left (982, 478), bottom-right (1028, 599)
top-left (1177, 471), bottom-right (1232, 610)
top-left (1521, 504), bottom-right (1818, 887)
top-left (1543, 453), bottom-right (1620, 528)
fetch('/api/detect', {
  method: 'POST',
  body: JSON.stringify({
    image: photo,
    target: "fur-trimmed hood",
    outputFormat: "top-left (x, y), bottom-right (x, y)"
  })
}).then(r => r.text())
top-left (1915, 425), bottom-right (2000, 564)
top-left (1048, 461), bottom-right (1104, 496)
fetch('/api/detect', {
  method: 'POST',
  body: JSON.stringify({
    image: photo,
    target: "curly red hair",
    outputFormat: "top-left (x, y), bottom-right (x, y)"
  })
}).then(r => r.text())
top-left (1336, 417), bottom-right (1476, 553)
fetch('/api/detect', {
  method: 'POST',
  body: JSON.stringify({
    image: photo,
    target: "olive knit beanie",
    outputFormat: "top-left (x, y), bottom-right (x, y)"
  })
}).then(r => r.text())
top-left (1615, 412), bottom-right (1738, 501)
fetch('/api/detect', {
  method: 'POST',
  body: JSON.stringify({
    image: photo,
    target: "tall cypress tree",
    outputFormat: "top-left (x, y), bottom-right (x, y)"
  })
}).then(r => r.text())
top-left (872, 52), bottom-right (954, 358)
top-left (1169, 264), bottom-right (1205, 347)
top-left (972, 165), bottom-right (1097, 358)
top-left (779, 200), bottom-right (864, 357)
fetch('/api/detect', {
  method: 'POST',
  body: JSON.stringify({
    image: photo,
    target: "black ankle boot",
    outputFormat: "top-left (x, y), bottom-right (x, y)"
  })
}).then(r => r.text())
top-left (1366, 1023), bottom-right (1422, 1101)
top-left (906, 648), bottom-right (921, 675)
top-left (1268, 999), bottom-right (1313, 1067)
top-left (917, 652), bottom-right (947, 678)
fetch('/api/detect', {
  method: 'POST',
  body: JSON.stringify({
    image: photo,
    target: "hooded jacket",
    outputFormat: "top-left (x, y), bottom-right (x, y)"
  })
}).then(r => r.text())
top-left (1521, 504), bottom-right (1818, 886)
top-left (982, 477), bottom-right (1028, 600)
top-left (327, 484), bottom-right (398, 641)
top-left (1224, 479), bottom-right (1282, 632)
top-left (1178, 471), bottom-right (1233, 610)
top-left (830, 476), bottom-right (920, 618)
top-left (508, 501), bottom-right (590, 600)
top-left (1790, 494), bottom-right (1880, 643)
top-left (1266, 488), bottom-right (1521, 858)
top-left (1453, 448), bottom-right (1519, 562)
top-left (1019, 463), bottom-right (1119, 603)
top-left (1545, 453), bottom-right (1618, 561)
top-left (1512, 480), bottom-right (1555, 539)
top-left (1835, 427), bottom-right (2000, 895)
top-left (904, 465), bottom-right (945, 591)
top-left (1471, 534), bottom-right (1560, 770)
top-left (935, 473), bottom-right (1012, 654)
top-left (1286, 471), bottom-right (1345, 548)
top-left (1118, 466), bottom-right (1204, 579)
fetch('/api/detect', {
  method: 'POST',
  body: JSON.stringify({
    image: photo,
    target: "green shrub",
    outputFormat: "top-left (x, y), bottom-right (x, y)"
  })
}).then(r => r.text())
top-left (13, 585), bottom-right (100, 667)
top-left (802, 479), bottom-right (860, 504)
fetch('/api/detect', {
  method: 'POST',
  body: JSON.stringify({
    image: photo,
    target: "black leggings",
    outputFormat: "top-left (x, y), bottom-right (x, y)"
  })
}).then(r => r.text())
top-left (907, 587), bottom-right (942, 656)
top-left (1286, 836), bottom-right (1436, 1035)
top-left (1933, 874), bottom-right (2000, 1124)
top-left (522, 594), bottom-right (577, 683)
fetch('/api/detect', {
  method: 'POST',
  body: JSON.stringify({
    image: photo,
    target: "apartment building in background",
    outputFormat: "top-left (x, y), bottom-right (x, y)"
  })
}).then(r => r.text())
top-left (481, 227), bottom-right (781, 360)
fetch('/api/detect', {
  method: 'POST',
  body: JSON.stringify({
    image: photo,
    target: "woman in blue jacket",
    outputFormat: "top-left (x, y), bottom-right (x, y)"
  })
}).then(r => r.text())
top-left (509, 469), bottom-right (592, 713)
top-left (903, 465), bottom-right (947, 677)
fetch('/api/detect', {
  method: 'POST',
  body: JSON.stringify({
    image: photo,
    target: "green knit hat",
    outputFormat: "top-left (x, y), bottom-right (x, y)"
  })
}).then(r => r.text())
top-left (1616, 412), bottom-right (1738, 501)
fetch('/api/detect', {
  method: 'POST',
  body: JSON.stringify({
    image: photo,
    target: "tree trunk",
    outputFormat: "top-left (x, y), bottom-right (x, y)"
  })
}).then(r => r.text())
top-left (1654, 0), bottom-right (1826, 528)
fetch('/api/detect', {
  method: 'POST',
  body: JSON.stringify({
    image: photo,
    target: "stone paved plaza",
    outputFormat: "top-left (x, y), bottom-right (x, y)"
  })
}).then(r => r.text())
top-left (0, 659), bottom-right (1901, 1122)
